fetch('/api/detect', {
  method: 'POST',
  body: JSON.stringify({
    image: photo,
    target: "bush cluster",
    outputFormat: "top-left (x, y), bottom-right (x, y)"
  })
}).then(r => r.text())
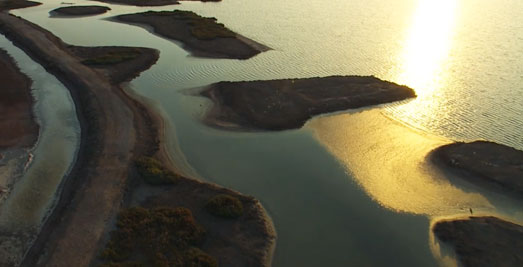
top-left (135, 157), bottom-right (178, 185)
top-left (100, 207), bottom-right (217, 267)
top-left (205, 194), bottom-right (244, 219)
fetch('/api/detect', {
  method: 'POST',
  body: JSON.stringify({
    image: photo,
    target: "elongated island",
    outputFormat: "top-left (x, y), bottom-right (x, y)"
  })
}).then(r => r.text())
top-left (200, 76), bottom-right (416, 131)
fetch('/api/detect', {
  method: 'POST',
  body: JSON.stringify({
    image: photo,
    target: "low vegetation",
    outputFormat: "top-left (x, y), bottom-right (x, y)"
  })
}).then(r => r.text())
top-left (82, 49), bottom-right (141, 66)
top-left (100, 207), bottom-right (217, 267)
top-left (205, 194), bottom-right (244, 218)
top-left (144, 10), bottom-right (235, 40)
top-left (135, 156), bottom-right (178, 185)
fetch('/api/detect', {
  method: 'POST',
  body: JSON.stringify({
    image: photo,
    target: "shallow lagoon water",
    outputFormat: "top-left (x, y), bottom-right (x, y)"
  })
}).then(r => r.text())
top-left (0, 34), bottom-right (80, 263)
top-left (7, 0), bottom-right (523, 266)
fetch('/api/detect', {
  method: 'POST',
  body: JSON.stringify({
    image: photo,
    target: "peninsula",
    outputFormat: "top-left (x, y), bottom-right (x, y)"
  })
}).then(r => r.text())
top-left (200, 76), bottom-right (416, 131)
top-left (115, 10), bottom-right (269, 59)
top-left (0, 12), bottom-right (274, 267)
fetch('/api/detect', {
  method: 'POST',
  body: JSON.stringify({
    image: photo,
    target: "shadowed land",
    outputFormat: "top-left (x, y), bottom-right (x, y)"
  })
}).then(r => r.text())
top-left (93, 0), bottom-right (219, 7)
top-left (431, 141), bottom-right (523, 197)
top-left (114, 10), bottom-right (269, 59)
top-left (433, 216), bottom-right (523, 267)
top-left (0, 49), bottom-right (39, 150)
top-left (200, 76), bottom-right (416, 131)
top-left (50, 6), bottom-right (111, 17)
top-left (0, 0), bottom-right (40, 11)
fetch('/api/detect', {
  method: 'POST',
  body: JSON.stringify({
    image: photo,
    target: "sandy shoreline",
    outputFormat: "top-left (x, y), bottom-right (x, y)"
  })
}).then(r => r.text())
top-left (0, 12), bottom-right (274, 267)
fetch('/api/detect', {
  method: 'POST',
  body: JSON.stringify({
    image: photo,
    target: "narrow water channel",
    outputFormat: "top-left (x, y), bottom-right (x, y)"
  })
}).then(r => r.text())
top-left (0, 35), bottom-right (80, 264)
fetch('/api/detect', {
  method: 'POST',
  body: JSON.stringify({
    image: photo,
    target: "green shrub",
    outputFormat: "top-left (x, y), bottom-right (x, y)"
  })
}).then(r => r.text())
top-left (100, 207), bottom-right (213, 266)
top-left (135, 157), bottom-right (178, 185)
top-left (205, 194), bottom-right (244, 218)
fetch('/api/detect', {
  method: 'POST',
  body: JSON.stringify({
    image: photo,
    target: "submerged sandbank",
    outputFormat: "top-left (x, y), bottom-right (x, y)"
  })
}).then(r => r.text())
top-left (114, 10), bottom-right (269, 59)
top-left (307, 109), bottom-right (496, 216)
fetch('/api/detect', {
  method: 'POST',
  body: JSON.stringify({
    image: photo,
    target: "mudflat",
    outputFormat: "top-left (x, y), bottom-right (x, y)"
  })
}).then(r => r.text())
top-left (433, 216), bottom-right (523, 267)
top-left (115, 10), bottom-right (269, 59)
top-left (431, 141), bottom-right (523, 197)
top-left (201, 76), bottom-right (416, 131)
top-left (0, 49), bottom-right (39, 149)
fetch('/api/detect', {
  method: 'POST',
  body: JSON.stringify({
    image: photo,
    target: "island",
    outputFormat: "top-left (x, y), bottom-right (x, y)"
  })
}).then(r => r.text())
top-left (431, 141), bottom-right (523, 197)
top-left (433, 216), bottom-right (523, 267)
top-left (0, 0), bottom-right (40, 11)
top-left (0, 49), bottom-right (39, 150)
top-left (200, 76), bottom-right (416, 131)
top-left (50, 6), bottom-right (111, 17)
top-left (92, 0), bottom-right (219, 7)
top-left (114, 10), bottom-right (269, 59)
top-left (0, 13), bottom-right (275, 267)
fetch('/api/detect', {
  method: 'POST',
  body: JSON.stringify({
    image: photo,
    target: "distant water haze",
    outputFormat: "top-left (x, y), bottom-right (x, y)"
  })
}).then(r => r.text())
top-left (7, 0), bottom-right (523, 266)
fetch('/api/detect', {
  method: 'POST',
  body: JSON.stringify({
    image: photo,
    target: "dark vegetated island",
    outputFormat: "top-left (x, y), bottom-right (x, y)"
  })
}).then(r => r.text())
top-left (92, 0), bottom-right (179, 6)
top-left (200, 76), bottom-right (416, 131)
top-left (50, 6), bottom-right (111, 17)
top-left (0, 0), bottom-right (40, 11)
top-left (0, 49), bottom-right (39, 149)
top-left (431, 141), bottom-right (523, 197)
top-left (115, 10), bottom-right (269, 59)
top-left (92, 0), bottom-right (219, 7)
top-left (433, 216), bottom-right (523, 267)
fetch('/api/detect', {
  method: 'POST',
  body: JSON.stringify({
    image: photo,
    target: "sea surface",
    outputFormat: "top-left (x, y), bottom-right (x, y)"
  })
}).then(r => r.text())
top-left (5, 0), bottom-right (523, 266)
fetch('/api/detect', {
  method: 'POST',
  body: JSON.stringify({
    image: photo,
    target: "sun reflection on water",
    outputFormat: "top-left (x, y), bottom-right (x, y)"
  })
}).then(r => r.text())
top-left (398, 0), bottom-right (457, 96)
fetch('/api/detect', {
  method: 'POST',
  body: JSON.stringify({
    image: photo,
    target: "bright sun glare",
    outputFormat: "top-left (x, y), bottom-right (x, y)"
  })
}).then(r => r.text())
top-left (399, 0), bottom-right (457, 96)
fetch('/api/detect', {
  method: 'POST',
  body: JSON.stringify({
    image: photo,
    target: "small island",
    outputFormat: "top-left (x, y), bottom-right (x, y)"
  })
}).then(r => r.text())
top-left (50, 6), bottom-right (111, 17)
top-left (114, 10), bottom-right (269, 59)
top-left (431, 141), bottom-right (523, 197)
top-left (92, 0), bottom-right (219, 7)
top-left (433, 216), bottom-right (523, 267)
top-left (92, 0), bottom-right (179, 6)
top-left (200, 76), bottom-right (416, 131)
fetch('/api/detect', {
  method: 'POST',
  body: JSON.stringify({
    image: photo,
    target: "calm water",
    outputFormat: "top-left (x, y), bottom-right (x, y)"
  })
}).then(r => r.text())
top-left (0, 35), bottom-right (80, 264)
top-left (8, 0), bottom-right (523, 266)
